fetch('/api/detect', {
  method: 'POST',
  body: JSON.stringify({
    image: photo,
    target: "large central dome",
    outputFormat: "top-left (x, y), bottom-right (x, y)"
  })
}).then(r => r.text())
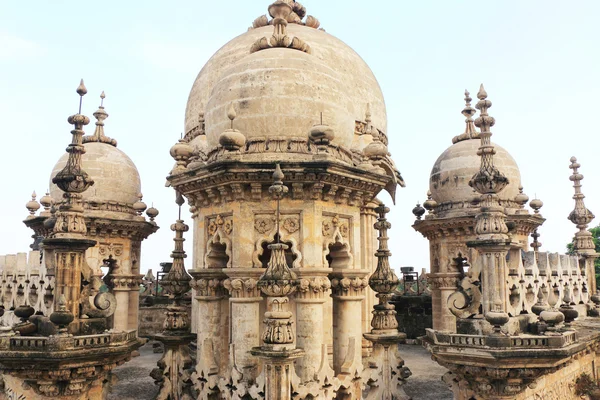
top-left (185, 20), bottom-right (387, 150)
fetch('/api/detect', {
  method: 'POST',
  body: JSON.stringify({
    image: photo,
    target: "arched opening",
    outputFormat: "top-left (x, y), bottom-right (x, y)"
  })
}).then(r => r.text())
top-left (327, 242), bottom-right (351, 269)
top-left (206, 241), bottom-right (230, 269)
top-left (452, 253), bottom-right (470, 277)
top-left (259, 233), bottom-right (296, 268)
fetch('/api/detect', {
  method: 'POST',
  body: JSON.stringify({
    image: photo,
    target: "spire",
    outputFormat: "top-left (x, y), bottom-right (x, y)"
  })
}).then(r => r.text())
top-left (452, 90), bottom-right (479, 144)
top-left (161, 201), bottom-right (192, 304)
top-left (568, 157), bottom-right (596, 253)
top-left (468, 84), bottom-right (509, 197)
top-left (51, 80), bottom-right (94, 237)
top-left (83, 91), bottom-right (117, 146)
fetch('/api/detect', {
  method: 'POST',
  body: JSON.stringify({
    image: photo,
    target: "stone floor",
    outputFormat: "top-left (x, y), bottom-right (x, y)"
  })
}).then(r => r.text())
top-left (109, 342), bottom-right (452, 400)
top-left (108, 341), bottom-right (160, 400)
top-left (399, 343), bottom-right (453, 400)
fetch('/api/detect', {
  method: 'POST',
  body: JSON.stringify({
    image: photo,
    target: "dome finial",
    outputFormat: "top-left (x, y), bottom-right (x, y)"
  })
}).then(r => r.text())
top-left (452, 89), bottom-right (479, 144)
top-left (76, 79), bottom-right (87, 114)
top-left (84, 91), bottom-right (117, 147)
top-left (219, 103), bottom-right (246, 152)
top-left (250, 1), bottom-right (312, 54)
top-left (227, 103), bottom-right (237, 129)
top-left (25, 191), bottom-right (41, 219)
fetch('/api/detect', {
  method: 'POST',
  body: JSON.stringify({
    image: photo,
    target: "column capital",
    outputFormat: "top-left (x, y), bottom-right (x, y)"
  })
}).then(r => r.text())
top-left (294, 269), bottom-right (331, 302)
top-left (223, 268), bottom-right (265, 299)
top-left (329, 269), bottom-right (369, 298)
top-left (427, 273), bottom-right (461, 290)
top-left (190, 269), bottom-right (228, 299)
top-left (109, 274), bottom-right (143, 291)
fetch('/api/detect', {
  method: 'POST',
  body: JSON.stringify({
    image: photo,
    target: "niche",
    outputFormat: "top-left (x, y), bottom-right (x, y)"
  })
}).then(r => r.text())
top-left (327, 242), bottom-right (352, 269)
top-left (206, 241), bottom-right (230, 269)
top-left (452, 254), bottom-right (470, 277)
top-left (259, 233), bottom-right (296, 268)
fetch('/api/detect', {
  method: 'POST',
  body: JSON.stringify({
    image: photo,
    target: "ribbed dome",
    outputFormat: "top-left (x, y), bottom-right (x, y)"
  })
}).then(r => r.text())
top-left (429, 138), bottom-right (521, 205)
top-left (49, 142), bottom-right (141, 213)
top-left (185, 23), bottom-right (386, 150)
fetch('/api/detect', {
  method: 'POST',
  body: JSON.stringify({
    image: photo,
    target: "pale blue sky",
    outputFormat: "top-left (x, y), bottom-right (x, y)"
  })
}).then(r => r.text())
top-left (1, 1), bottom-right (599, 274)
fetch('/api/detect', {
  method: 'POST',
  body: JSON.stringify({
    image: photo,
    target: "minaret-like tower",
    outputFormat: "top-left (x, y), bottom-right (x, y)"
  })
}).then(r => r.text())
top-left (567, 157), bottom-right (599, 307)
top-left (413, 89), bottom-right (543, 333)
top-left (0, 81), bottom-right (142, 400)
top-left (45, 79), bottom-right (97, 325)
top-left (467, 84), bottom-right (511, 333)
top-left (151, 193), bottom-right (195, 400)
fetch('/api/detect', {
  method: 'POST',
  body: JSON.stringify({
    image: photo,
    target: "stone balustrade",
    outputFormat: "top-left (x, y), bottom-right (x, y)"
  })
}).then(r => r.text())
top-left (0, 329), bottom-right (138, 352)
top-left (507, 251), bottom-right (588, 316)
top-left (0, 251), bottom-right (54, 326)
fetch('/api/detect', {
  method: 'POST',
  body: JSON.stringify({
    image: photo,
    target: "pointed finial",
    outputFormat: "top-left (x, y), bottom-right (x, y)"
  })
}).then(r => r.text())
top-left (84, 91), bottom-right (117, 146)
top-left (77, 79), bottom-right (87, 114)
top-left (227, 103), bottom-right (237, 129)
top-left (269, 164), bottom-right (289, 243)
top-left (477, 83), bottom-right (487, 100)
top-left (423, 190), bottom-right (438, 212)
top-left (77, 79), bottom-right (88, 96)
top-left (26, 191), bottom-right (41, 218)
top-left (453, 89), bottom-right (479, 143)
top-left (365, 103), bottom-right (372, 124)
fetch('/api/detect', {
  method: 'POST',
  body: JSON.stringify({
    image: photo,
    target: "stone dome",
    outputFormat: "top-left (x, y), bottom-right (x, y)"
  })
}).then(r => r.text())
top-left (429, 138), bottom-right (522, 206)
top-left (49, 142), bottom-right (141, 213)
top-left (185, 23), bottom-right (386, 150)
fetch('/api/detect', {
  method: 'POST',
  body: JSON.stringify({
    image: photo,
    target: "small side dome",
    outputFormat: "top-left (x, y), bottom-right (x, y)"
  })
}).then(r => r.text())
top-left (429, 138), bottom-right (521, 207)
top-left (49, 142), bottom-right (142, 212)
top-left (49, 92), bottom-right (142, 218)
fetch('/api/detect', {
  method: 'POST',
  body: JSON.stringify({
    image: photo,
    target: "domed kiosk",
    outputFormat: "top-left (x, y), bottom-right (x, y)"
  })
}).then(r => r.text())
top-left (27, 92), bottom-right (159, 333)
top-left (166, 1), bottom-right (409, 398)
top-left (412, 89), bottom-right (544, 333)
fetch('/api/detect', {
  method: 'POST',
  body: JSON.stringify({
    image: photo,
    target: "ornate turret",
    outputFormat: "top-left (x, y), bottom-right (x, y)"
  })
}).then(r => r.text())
top-left (568, 157), bottom-right (596, 254)
top-left (0, 81), bottom-right (141, 400)
top-left (151, 194), bottom-right (195, 398)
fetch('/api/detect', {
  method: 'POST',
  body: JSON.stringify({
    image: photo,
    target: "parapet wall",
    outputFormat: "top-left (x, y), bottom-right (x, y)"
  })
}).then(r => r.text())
top-left (0, 251), bottom-right (53, 326)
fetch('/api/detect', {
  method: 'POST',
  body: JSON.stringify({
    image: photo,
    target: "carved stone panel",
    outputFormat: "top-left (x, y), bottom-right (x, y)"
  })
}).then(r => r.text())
top-left (252, 211), bottom-right (302, 268)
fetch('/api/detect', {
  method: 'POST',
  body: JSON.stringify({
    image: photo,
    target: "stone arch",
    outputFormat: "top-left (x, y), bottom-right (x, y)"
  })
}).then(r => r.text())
top-left (253, 232), bottom-right (302, 269)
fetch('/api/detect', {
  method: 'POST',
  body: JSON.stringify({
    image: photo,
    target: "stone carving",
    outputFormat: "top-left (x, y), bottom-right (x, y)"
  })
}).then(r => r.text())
top-left (255, 216), bottom-right (276, 234)
top-left (282, 216), bottom-right (300, 234)
top-left (205, 214), bottom-right (233, 269)
top-left (250, 1), bottom-right (312, 54)
top-left (223, 278), bottom-right (261, 298)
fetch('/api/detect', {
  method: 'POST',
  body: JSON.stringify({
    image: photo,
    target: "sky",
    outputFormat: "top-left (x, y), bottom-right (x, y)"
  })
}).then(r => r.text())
top-left (1, 0), bottom-right (599, 276)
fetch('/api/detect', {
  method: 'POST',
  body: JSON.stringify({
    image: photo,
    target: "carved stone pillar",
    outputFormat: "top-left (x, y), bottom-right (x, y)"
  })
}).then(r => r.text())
top-left (128, 275), bottom-right (143, 331)
top-left (330, 269), bottom-right (369, 374)
top-left (223, 268), bottom-right (264, 379)
top-left (43, 238), bottom-right (96, 332)
top-left (428, 273), bottom-right (461, 332)
top-left (191, 269), bottom-right (228, 375)
top-left (110, 275), bottom-right (134, 331)
top-left (360, 201), bottom-right (378, 354)
top-left (293, 269), bottom-right (330, 382)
